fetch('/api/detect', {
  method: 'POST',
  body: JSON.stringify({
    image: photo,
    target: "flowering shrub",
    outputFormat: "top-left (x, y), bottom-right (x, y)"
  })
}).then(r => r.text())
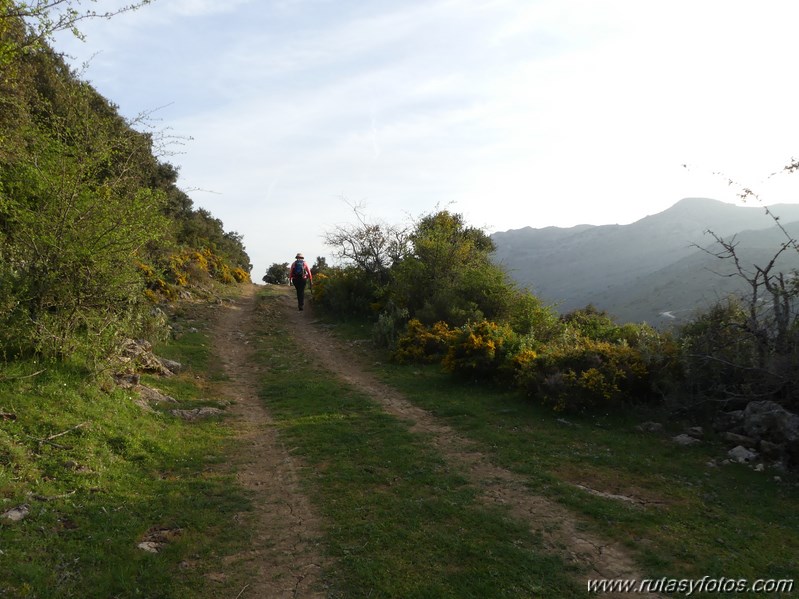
top-left (393, 319), bottom-right (455, 364)
top-left (442, 320), bottom-right (518, 380)
top-left (232, 267), bottom-right (251, 283)
top-left (515, 337), bottom-right (650, 412)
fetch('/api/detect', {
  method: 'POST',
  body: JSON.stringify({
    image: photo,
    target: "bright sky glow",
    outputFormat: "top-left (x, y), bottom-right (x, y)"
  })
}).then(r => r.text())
top-left (54, 0), bottom-right (799, 276)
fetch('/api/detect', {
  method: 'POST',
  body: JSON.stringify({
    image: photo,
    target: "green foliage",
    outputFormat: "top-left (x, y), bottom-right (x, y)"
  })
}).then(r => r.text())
top-left (677, 299), bottom-right (764, 406)
top-left (320, 209), bottom-right (682, 414)
top-left (371, 301), bottom-right (409, 349)
top-left (175, 208), bottom-right (251, 273)
top-left (562, 304), bottom-right (641, 343)
top-left (506, 290), bottom-right (563, 338)
top-left (0, 54), bottom-right (169, 359)
top-left (262, 261), bottom-right (289, 285)
top-left (312, 265), bottom-right (383, 317)
top-left (515, 336), bottom-right (650, 412)
top-left (0, 23), bottom-right (250, 365)
top-left (390, 210), bottom-right (515, 326)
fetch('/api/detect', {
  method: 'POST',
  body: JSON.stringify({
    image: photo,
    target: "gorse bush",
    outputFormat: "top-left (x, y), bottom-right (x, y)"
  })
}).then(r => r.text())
top-left (442, 320), bottom-right (519, 380)
top-left (388, 310), bottom-right (676, 413)
top-left (319, 207), bottom-right (713, 414)
top-left (515, 337), bottom-right (650, 412)
top-left (393, 319), bottom-right (455, 364)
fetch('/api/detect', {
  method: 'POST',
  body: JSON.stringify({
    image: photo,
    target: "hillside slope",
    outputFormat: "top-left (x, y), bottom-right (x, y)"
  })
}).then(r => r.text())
top-left (491, 198), bottom-right (799, 324)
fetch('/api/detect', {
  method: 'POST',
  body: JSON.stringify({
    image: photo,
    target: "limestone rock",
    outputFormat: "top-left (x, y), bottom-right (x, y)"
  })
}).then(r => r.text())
top-left (728, 445), bottom-right (757, 464)
top-left (672, 434), bottom-right (701, 446)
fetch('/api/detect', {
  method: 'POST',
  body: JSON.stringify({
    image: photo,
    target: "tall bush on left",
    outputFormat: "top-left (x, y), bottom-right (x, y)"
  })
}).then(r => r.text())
top-left (0, 44), bottom-right (168, 364)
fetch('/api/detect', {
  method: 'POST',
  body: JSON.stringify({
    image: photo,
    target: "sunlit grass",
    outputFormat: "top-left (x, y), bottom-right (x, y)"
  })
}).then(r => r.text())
top-left (0, 310), bottom-right (249, 598)
top-left (363, 359), bottom-right (799, 590)
top-left (253, 289), bottom-right (584, 597)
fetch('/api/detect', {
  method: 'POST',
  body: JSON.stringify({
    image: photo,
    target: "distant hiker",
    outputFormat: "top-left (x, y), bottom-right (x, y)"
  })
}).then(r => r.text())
top-left (289, 252), bottom-right (313, 311)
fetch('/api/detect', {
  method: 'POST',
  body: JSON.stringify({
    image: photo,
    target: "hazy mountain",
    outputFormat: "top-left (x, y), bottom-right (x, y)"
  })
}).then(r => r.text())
top-left (491, 198), bottom-right (799, 326)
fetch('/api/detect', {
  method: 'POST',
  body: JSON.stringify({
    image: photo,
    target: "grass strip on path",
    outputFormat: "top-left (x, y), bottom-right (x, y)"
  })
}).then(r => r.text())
top-left (365, 357), bottom-right (799, 595)
top-left (253, 290), bottom-right (585, 598)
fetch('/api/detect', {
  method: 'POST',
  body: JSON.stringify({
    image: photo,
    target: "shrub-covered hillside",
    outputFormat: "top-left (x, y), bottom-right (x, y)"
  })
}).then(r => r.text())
top-left (316, 205), bottom-right (799, 470)
top-left (0, 4), bottom-right (251, 365)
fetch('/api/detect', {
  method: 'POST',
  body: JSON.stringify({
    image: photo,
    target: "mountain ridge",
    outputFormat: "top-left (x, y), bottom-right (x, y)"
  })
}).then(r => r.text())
top-left (491, 198), bottom-right (799, 325)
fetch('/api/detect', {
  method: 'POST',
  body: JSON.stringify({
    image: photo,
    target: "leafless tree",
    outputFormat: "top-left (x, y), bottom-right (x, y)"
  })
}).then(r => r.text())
top-left (1, 1), bottom-right (153, 43)
top-left (697, 231), bottom-right (797, 369)
top-left (323, 200), bottom-right (410, 280)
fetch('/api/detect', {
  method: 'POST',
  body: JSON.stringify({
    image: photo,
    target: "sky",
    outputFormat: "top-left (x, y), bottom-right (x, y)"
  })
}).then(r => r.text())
top-left (53, 0), bottom-right (799, 278)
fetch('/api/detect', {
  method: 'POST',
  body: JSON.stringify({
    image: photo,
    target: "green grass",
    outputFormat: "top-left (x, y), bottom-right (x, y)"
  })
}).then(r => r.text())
top-left (0, 309), bottom-right (249, 598)
top-left (309, 309), bottom-right (799, 595)
top-left (5, 288), bottom-right (796, 597)
top-left (355, 351), bottom-right (799, 594)
top-left (254, 291), bottom-right (584, 597)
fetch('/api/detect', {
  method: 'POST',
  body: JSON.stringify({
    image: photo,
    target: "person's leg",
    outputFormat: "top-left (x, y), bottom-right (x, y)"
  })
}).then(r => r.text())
top-left (295, 278), bottom-right (306, 310)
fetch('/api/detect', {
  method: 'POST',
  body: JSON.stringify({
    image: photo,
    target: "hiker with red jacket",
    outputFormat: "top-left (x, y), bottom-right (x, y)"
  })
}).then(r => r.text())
top-left (289, 252), bottom-right (313, 311)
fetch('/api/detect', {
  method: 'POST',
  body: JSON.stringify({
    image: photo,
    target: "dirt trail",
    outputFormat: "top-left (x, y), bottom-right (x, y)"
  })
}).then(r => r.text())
top-left (211, 285), bottom-right (328, 598)
top-left (281, 290), bottom-right (659, 598)
top-left (211, 284), bottom-right (658, 597)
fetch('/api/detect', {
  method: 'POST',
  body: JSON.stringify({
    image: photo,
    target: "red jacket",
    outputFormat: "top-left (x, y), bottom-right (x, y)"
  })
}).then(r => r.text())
top-left (290, 259), bottom-right (312, 283)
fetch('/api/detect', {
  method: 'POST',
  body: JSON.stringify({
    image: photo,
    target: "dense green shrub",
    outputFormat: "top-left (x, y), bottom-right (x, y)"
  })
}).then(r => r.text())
top-left (676, 299), bottom-right (776, 409)
top-left (389, 211), bottom-right (515, 327)
top-left (561, 304), bottom-right (647, 344)
top-left (506, 291), bottom-right (563, 339)
top-left (311, 266), bottom-right (383, 317)
top-left (373, 302), bottom-right (410, 349)
top-left (515, 336), bottom-right (651, 412)
top-left (0, 27), bottom-right (250, 365)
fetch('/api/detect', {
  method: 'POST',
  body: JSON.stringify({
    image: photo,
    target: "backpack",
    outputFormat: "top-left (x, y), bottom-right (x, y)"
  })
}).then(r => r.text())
top-left (292, 259), bottom-right (305, 280)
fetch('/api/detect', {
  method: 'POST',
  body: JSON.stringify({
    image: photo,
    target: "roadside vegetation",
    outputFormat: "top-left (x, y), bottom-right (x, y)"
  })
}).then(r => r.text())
top-left (0, 298), bottom-right (251, 598)
top-left (0, 5), bottom-right (256, 596)
top-left (1, 1), bottom-right (251, 366)
top-left (310, 199), bottom-right (799, 427)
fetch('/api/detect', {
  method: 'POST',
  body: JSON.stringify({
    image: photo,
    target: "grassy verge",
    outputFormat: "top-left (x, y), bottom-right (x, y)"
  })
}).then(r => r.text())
top-left (253, 290), bottom-right (584, 598)
top-left (0, 300), bottom-right (250, 598)
top-left (321, 314), bottom-right (799, 595)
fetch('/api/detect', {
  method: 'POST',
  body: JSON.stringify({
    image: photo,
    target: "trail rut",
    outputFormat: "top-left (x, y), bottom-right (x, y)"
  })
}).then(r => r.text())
top-left (212, 285), bottom-right (659, 597)
top-left (211, 285), bottom-right (327, 598)
top-left (281, 290), bottom-right (659, 598)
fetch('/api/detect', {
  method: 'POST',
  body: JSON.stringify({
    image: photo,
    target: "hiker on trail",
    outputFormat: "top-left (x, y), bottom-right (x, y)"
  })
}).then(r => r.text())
top-left (289, 252), bottom-right (313, 311)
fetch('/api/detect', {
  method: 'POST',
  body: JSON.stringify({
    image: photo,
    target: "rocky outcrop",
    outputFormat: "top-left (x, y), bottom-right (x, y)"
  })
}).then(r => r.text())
top-left (714, 400), bottom-right (799, 469)
top-left (119, 338), bottom-right (182, 377)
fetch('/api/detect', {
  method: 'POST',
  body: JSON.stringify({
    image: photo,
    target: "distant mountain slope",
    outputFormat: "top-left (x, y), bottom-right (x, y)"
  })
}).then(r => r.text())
top-left (491, 198), bottom-right (799, 325)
